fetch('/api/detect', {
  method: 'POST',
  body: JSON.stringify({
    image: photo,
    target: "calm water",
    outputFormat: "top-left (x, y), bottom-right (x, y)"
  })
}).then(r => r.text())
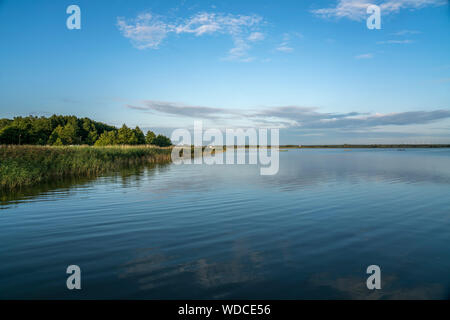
top-left (1, 149), bottom-right (450, 299)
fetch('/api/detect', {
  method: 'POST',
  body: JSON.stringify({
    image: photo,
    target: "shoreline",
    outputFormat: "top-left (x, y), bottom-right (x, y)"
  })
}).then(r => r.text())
top-left (2, 144), bottom-right (449, 191)
top-left (199, 144), bottom-right (450, 149)
top-left (0, 145), bottom-right (172, 190)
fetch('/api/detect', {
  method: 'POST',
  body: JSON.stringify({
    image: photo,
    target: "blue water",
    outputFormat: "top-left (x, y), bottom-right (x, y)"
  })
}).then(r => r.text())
top-left (1, 149), bottom-right (450, 299)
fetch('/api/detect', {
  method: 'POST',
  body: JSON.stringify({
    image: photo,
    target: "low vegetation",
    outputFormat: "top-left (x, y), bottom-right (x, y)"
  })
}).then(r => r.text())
top-left (0, 145), bottom-right (172, 190)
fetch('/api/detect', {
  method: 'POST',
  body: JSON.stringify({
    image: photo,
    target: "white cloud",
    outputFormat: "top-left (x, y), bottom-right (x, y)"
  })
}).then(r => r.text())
top-left (377, 39), bottom-right (414, 44)
top-left (174, 12), bottom-right (222, 35)
top-left (117, 13), bottom-right (171, 49)
top-left (117, 11), bottom-right (264, 60)
top-left (276, 46), bottom-right (294, 53)
top-left (355, 53), bottom-right (374, 59)
top-left (177, 12), bottom-right (264, 61)
top-left (226, 38), bottom-right (252, 61)
top-left (275, 32), bottom-right (301, 53)
top-left (127, 101), bottom-right (450, 131)
top-left (391, 29), bottom-right (422, 36)
top-left (313, 0), bottom-right (370, 20)
top-left (175, 12), bottom-right (262, 36)
top-left (312, 0), bottom-right (447, 21)
top-left (248, 32), bottom-right (265, 41)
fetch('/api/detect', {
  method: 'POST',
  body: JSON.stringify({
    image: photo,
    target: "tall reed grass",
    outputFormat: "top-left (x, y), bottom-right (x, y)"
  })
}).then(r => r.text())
top-left (0, 145), bottom-right (172, 190)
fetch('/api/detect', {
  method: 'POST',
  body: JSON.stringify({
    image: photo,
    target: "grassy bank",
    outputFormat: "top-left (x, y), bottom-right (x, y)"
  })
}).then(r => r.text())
top-left (0, 145), bottom-right (172, 190)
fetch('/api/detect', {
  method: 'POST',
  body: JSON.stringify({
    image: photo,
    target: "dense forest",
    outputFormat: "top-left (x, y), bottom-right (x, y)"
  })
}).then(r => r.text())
top-left (0, 115), bottom-right (172, 147)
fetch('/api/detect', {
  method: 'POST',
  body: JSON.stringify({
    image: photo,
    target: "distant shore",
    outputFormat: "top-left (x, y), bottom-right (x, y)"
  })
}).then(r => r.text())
top-left (211, 144), bottom-right (450, 149)
top-left (281, 144), bottom-right (450, 148)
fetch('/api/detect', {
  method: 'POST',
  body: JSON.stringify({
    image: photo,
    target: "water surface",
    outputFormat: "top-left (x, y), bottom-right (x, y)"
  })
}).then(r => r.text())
top-left (1, 149), bottom-right (450, 299)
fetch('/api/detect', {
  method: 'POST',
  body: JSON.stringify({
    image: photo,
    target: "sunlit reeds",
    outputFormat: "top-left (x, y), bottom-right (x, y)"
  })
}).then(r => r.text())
top-left (0, 145), bottom-right (172, 190)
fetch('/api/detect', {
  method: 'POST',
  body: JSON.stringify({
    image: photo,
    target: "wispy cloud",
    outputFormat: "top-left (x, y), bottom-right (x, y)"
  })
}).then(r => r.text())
top-left (252, 107), bottom-right (450, 130)
top-left (377, 39), bottom-right (414, 44)
top-left (312, 0), bottom-right (447, 21)
top-left (226, 38), bottom-right (254, 62)
top-left (175, 12), bottom-right (262, 36)
top-left (127, 100), bottom-right (240, 120)
top-left (355, 53), bottom-right (374, 59)
top-left (275, 32), bottom-right (301, 53)
top-left (391, 29), bottom-right (422, 36)
top-left (276, 46), bottom-right (294, 53)
top-left (276, 109), bottom-right (450, 129)
top-left (248, 32), bottom-right (265, 41)
top-left (117, 11), bottom-right (264, 61)
top-left (126, 101), bottom-right (450, 130)
top-left (117, 13), bottom-right (170, 49)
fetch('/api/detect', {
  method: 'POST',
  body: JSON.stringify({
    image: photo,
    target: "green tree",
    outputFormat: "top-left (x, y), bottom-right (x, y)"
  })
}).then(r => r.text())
top-left (48, 125), bottom-right (63, 145)
top-left (152, 134), bottom-right (172, 147)
top-left (79, 119), bottom-right (99, 145)
top-left (116, 124), bottom-right (138, 145)
top-left (0, 119), bottom-right (12, 130)
top-left (86, 130), bottom-right (99, 145)
top-left (53, 137), bottom-right (64, 146)
top-left (145, 130), bottom-right (156, 145)
top-left (0, 126), bottom-right (25, 144)
top-left (0, 115), bottom-right (143, 146)
top-left (60, 123), bottom-right (79, 145)
top-left (47, 123), bottom-right (79, 145)
top-left (95, 131), bottom-right (119, 146)
top-left (31, 117), bottom-right (53, 145)
top-left (134, 126), bottom-right (146, 145)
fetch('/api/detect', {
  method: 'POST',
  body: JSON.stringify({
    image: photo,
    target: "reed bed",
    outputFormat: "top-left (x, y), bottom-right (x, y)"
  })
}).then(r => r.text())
top-left (0, 145), bottom-right (172, 190)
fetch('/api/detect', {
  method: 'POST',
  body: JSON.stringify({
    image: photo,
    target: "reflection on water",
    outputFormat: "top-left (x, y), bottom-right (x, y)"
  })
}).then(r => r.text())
top-left (307, 272), bottom-right (445, 300)
top-left (0, 163), bottom-right (170, 209)
top-left (0, 149), bottom-right (449, 299)
top-left (119, 239), bottom-right (267, 299)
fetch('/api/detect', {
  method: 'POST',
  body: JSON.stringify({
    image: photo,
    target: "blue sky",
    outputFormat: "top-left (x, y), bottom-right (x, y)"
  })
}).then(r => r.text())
top-left (0, 0), bottom-right (449, 144)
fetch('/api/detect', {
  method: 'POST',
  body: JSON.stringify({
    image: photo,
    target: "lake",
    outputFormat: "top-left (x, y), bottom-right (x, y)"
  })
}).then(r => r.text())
top-left (1, 149), bottom-right (450, 299)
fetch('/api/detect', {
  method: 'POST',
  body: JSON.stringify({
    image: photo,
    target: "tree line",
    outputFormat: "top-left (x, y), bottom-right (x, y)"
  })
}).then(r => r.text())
top-left (0, 115), bottom-right (172, 147)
